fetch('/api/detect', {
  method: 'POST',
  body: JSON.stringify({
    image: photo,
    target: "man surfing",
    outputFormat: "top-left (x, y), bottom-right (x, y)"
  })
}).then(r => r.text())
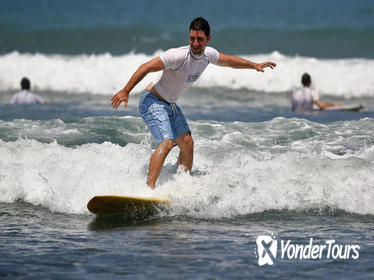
top-left (111, 17), bottom-right (276, 188)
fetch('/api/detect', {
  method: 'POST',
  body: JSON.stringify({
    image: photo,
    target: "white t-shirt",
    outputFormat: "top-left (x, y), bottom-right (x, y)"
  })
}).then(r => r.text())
top-left (291, 87), bottom-right (319, 111)
top-left (10, 90), bottom-right (45, 105)
top-left (154, 46), bottom-right (219, 103)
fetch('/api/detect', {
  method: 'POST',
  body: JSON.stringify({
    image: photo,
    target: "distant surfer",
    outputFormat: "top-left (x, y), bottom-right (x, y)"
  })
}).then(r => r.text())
top-left (111, 17), bottom-right (276, 189)
top-left (291, 73), bottom-right (338, 112)
top-left (10, 77), bottom-right (46, 105)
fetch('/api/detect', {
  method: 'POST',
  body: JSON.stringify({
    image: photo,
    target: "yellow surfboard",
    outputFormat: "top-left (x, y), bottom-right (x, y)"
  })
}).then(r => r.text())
top-left (87, 195), bottom-right (169, 215)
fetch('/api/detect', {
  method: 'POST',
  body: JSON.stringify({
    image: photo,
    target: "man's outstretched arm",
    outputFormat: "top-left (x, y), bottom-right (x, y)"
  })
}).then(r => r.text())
top-left (111, 57), bottom-right (165, 109)
top-left (217, 53), bottom-right (276, 72)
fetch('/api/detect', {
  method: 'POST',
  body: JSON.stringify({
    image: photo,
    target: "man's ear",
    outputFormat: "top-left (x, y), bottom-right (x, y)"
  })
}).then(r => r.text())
top-left (207, 35), bottom-right (211, 42)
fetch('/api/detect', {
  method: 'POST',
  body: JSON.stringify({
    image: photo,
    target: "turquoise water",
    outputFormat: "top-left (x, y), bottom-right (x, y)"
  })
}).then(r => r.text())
top-left (1, 0), bottom-right (374, 58)
top-left (1, 0), bottom-right (374, 279)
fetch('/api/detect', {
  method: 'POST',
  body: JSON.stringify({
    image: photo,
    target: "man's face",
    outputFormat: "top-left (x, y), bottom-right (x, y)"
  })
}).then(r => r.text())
top-left (189, 30), bottom-right (211, 55)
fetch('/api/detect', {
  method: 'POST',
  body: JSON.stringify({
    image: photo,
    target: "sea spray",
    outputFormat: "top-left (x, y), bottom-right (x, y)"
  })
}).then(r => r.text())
top-left (1, 51), bottom-right (373, 97)
top-left (1, 117), bottom-right (373, 216)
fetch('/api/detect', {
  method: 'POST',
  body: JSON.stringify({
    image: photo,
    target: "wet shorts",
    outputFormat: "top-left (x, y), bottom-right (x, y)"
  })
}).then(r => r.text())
top-left (138, 90), bottom-right (190, 144)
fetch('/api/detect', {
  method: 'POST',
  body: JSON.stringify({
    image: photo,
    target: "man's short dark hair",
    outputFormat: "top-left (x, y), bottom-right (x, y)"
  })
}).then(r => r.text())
top-left (190, 17), bottom-right (210, 37)
top-left (21, 77), bottom-right (31, 90)
top-left (301, 73), bottom-right (311, 86)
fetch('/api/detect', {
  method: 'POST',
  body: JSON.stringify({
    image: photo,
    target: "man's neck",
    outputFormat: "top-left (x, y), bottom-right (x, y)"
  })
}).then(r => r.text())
top-left (189, 47), bottom-right (204, 60)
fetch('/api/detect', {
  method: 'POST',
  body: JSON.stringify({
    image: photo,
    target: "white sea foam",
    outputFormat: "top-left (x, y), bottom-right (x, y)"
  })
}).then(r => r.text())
top-left (1, 133), bottom-right (373, 217)
top-left (1, 51), bottom-right (373, 97)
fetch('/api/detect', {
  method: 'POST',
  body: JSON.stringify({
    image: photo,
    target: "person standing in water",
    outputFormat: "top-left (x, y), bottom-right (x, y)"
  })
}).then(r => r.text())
top-left (291, 73), bottom-right (338, 112)
top-left (11, 77), bottom-right (46, 105)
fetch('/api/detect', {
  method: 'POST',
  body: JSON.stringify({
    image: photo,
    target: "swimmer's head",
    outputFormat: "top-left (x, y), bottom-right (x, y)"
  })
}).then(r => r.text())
top-left (21, 77), bottom-right (31, 90)
top-left (302, 73), bottom-right (311, 87)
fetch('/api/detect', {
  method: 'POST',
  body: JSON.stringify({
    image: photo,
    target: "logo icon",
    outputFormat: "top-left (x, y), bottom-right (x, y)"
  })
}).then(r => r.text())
top-left (186, 73), bottom-right (201, 83)
top-left (256, 235), bottom-right (277, 266)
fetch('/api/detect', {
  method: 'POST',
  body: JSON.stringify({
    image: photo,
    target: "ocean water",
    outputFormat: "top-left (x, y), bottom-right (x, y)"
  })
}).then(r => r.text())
top-left (1, 0), bottom-right (374, 279)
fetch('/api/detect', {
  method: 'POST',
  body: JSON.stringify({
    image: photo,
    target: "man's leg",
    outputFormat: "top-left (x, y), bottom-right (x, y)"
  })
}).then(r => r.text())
top-left (175, 132), bottom-right (194, 172)
top-left (147, 139), bottom-right (174, 189)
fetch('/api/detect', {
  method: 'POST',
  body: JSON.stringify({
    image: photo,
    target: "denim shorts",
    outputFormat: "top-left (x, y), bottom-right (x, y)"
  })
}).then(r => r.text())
top-left (138, 90), bottom-right (190, 144)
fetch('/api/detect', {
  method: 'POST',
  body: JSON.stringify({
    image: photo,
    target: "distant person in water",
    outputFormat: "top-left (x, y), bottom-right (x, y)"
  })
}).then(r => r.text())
top-left (10, 77), bottom-right (46, 105)
top-left (291, 73), bottom-right (338, 112)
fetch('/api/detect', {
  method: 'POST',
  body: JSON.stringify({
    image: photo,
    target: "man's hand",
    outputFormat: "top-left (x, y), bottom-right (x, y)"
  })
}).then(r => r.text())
top-left (255, 62), bottom-right (277, 72)
top-left (111, 89), bottom-right (129, 109)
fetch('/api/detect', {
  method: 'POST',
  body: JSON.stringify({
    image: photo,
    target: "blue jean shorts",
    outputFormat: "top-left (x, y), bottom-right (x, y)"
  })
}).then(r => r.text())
top-left (138, 90), bottom-right (190, 144)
